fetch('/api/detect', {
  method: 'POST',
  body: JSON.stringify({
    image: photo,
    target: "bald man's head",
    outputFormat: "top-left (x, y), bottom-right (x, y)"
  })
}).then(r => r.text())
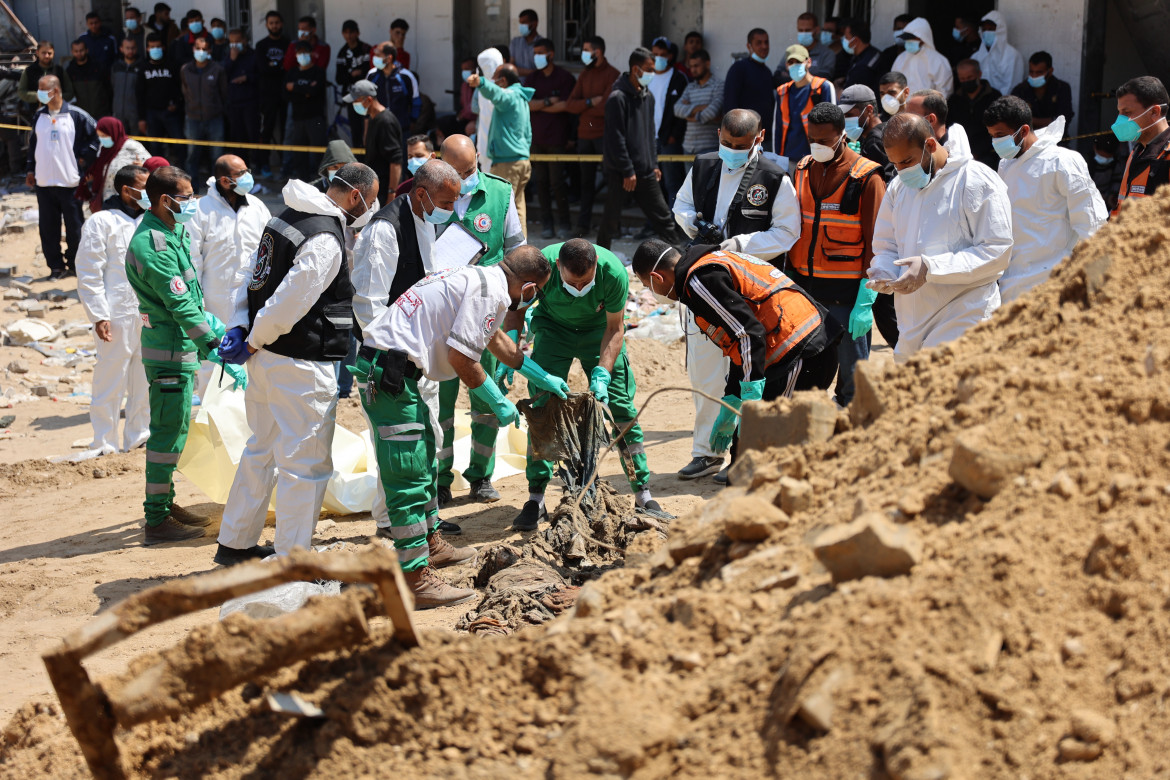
top-left (213, 154), bottom-right (250, 194)
top-left (494, 63), bottom-right (521, 86)
top-left (440, 135), bottom-right (479, 181)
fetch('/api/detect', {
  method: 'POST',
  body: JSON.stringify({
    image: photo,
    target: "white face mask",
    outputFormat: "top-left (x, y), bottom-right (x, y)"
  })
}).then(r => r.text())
top-left (648, 247), bottom-right (674, 304)
top-left (562, 271), bottom-right (596, 298)
top-left (881, 92), bottom-right (903, 115)
top-left (809, 133), bottom-right (844, 163)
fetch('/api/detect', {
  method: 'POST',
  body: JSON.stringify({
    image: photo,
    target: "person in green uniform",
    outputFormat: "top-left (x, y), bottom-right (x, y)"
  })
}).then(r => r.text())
top-left (125, 165), bottom-right (244, 544)
top-left (434, 134), bottom-right (528, 506)
top-left (502, 238), bottom-right (663, 531)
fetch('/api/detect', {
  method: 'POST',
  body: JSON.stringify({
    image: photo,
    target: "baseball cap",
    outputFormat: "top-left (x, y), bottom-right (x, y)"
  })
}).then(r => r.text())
top-left (343, 80), bottom-right (377, 103)
top-left (838, 84), bottom-right (876, 113)
top-left (785, 44), bottom-right (809, 62)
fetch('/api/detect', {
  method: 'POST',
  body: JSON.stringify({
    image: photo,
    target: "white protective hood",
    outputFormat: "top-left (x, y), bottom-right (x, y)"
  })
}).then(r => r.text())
top-left (190, 176), bottom-right (272, 325)
top-left (869, 152), bottom-right (1014, 361)
top-left (973, 10), bottom-right (1025, 96)
top-left (283, 179), bottom-right (349, 223)
top-left (995, 116), bottom-right (1107, 303)
top-left (893, 17), bottom-right (953, 96)
top-left (475, 47), bottom-right (505, 170)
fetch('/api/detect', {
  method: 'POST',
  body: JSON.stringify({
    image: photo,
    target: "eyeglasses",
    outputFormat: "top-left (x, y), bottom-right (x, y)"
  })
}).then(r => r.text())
top-left (170, 193), bottom-right (197, 202)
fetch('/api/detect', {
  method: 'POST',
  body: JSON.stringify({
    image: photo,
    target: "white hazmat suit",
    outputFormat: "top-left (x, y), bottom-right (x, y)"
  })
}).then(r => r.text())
top-left (996, 116), bottom-right (1107, 304)
top-left (893, 18), bottom-right (953, 96)
top-left (474, 48), bottom-right (505, 171)
top-left (76, 203), bottom-right (150, 453)
top-left (870, 151), bottom-right (1014, 362)
top-left (972, 11), bottom-right (1025, 97)
top-left (944, 122), bottom-right (973, 161)
top-left (218, 180), bottom-right (349, 556)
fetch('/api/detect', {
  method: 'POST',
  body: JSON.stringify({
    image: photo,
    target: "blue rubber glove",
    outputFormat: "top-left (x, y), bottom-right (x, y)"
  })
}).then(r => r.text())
top-left (519, 356), bottom-right (569, 399)
top-left (493, 329), bottom-right (519, 391)
top-left (709, 395), bottom-right (742, 453)
top-left (740, 378), bottom-right (766, 402)
top-left (469, 378), bottom-right (520, 427)
top-left (589, 365), bottom-right (611, 405)
top-left (217, 327), bottom-right (253, 365)
top-left (848, 281), bottom-right (878, 340)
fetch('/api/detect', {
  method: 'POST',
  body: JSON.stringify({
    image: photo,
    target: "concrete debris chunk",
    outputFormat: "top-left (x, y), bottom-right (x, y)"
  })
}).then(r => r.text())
top-left (723, 495), bottom-right (789, 542)
top-left (1058, 737), bottom-right (1102, 762)
top-left (1069, 709), bottom-right (1116, 746)
top-left (849, 360), bottom-right (886, 426)
top-left (813, 513), bottom-right (922, 583)
top-left (738, 390), bottom-right (837, 454)
top-left (6, 360), bottom-right (28, 374)
top-left (948, 424), bottom-right (1043, 499)
top-left (2, 287), bottom-right (25, 300)
top-left (778, 476), bottom-right (813, 515)
top-left (32, 385), bottom-right (50, 397)
top-left (1048, 470), bottom-right (1078, 499)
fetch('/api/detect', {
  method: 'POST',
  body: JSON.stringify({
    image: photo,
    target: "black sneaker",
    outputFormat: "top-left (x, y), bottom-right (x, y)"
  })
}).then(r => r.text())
top-left (714, 468), bottom-right (729, 486)
top-left (439, 520), bottom-right (462, 536)
top-left (144, 516), bottom-right (204, 545)
top-left (437, 485), bottom-right (453, 507)
top-left (512, 500), bottom-right (547, 532)
top-left (469, 478), bottom-right (500, 503)
top-left (47, 268), bottom-right (70, 281)
top-left (677, 456), bottom-right (724, 480)
top-left (213, 543), bottom-right (275, 565)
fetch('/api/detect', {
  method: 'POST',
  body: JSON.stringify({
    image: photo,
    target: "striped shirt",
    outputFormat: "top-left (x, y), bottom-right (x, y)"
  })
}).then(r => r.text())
top-left (674, 74), bottom-right (724, 155)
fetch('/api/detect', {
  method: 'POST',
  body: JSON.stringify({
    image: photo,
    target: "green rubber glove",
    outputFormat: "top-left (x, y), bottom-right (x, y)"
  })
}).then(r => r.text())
top-left (740, 378), bottom-right (766, 402)
top-left (469, 378), bottom-right (520, 427)
top-left (709, 394), bottom-right (742, 453)
top-left (493, 329), bottom-right (519, 391)
top-left (519, 356), bottom-right (569, 399)
top-left (848, 280), bottom-right (879, 340)
top-left (589, 365), bottom-right (611, 405)
top-left (223, 362), bottom-right (247, 390)
top-left (847, 139), bottom-right (861, 153)
top-left (197, 311), bottom-right (227, 360)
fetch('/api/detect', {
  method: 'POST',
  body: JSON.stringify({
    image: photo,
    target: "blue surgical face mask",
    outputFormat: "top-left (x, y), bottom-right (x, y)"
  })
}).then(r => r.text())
top-left (130, 186), bottom-right (150, 210)
top-left (193, 49), bottom-right (211, 63)
top-left (297, 28), bottom-right (310, 39)
top-left (126, 18), bottom-right (139, 30)
top-left (421, 188), bottom-right (453, 224)
top-left (353, 100), bottom-right (368, 116)
top-left (897, 145), bottom-right (933, 190)
top-left (373, 56), bottom-right (385, 70)
top-left (1094, 153), bottom-right (1111, 166)
top-left (992, 127), bottom-right (1024, 159)
top-left (637, 68), bottom-right (654, 88)
top-left (718, 142), bottom-right (753, 170)
top-left (36, 89), bottom-right (51, 104)
top-left (98, 134), bottom-right (113, 149)
top-left (232, 172), bottom-right (255, 195)
top-left (518, 23), bottom-right (530, 36)
top-left (820, 30), bottom-right (834, 46)
top-left (1027, 74), bottom-right (1047, 88)
top-left (903, 40), bottom-right (921, 54)
top-left (796, 31), bottom-right (814, 47)
top-left (188, 20), bottom-right (203, 34)
top-left (327, 169), bottom-right (337, 181)
top-left (563, 273), bottom-right (596, 298)
top-left (844, 116), bottom-right (863, 141)
top-left (230, 42), bottom-right (243, 51)
top-left (1111, 104), bottom-right (1159, 143)
top-left (210, 27), bottom-right (225, 40)
top-left (512, 282), bottom-right (537, 310)
top-left (842, 37), bottom-right (855, 55)
top-left (581, 50), bottom-right (593, 66)
top-left (460, 171), bottom-right (479, 195)
top-left (654, 55), bottom-right (668, 72)
top-left (952, 27), bottom-right (962, 41)
top-left (168, 196), bottom-right (198, 223)
top-left (534, 53), bottom-right (549, 69)
top-left (981, 30), bottom-right (996, 48)
top-left (788, 62), bottom-right (807, 82)
top-left (750, 51), bottom-right (767, 64)
top-left (296, 52), bottom-right (312, 67)
top-left (148, 46), bottom-right (163, 61)
top-left (462, 69), bottom-right (473, 81)
top-left (407, 156), bottom-right (428, 174)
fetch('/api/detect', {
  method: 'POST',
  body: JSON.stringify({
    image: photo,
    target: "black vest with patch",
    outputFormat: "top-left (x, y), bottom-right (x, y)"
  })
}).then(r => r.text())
top-left (370, 195), bottom-right (426, 309)
top-left (691, 152), bottom-right (788, 253)
top-left (247, 208), bottom-right (353, 361)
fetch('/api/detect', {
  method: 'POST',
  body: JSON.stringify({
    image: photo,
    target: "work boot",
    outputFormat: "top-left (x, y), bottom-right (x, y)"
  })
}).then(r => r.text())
top-left (512, 500), bottom-right (548, 532)
top-left (143, 516), bottom-right (204, 545)
top-left (404, 565), bottom-right (477, 610)
top-left (428, 528), bottom-right (477, 568)
top-left (169, 503), bottom-right (212, 527)
top-left (677, 456), bottom-right (724, 480)
top-left (437, 485), bottom-right (453, 507)
top-left (213, 543), bottom-right (275, 566)
top-left (714, 468), bottom-right (729, 486)
top-left (469, 478), bottom-right (500, 503)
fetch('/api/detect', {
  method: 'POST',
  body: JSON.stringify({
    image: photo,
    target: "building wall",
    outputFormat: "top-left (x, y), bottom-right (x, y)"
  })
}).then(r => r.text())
top-left (13, 0), bottom-right (88, 52)
top-left (994, 0), bottom-right (1087, 134)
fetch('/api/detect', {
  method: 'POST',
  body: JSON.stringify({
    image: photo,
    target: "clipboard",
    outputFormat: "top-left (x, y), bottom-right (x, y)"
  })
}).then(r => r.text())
top-left (433, 222), bottom-right (488, 270)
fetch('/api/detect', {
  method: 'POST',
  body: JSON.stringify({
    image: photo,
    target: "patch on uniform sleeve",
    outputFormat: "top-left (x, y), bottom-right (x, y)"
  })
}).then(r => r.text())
top-left (248, 233), bottom-right (274, 291)
top-left (169, 275), bottom-right (187, 295)
top-left (473, 213), bottom-right (492, 233)
top-left (745, 184), bottom-right (768, 206)
top-left (482, 314), bottom-right (496, 335)
top-left (140, 312), bottom-right (152, 329)
top-left (394, 289), bottom-right (422, 317)
top-left (150, 229), bottom-right (167, 252)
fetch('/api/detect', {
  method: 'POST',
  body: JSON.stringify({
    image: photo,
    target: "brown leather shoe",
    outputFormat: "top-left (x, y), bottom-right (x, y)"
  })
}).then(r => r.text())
top-left (144, 515), bottom-right (204, 545)
top-left (403, 565), bottom-right (477, 609)
top-left (169, 503), bottom-right (212, 527)
top-left (427, 528), bottom-right (477, 568)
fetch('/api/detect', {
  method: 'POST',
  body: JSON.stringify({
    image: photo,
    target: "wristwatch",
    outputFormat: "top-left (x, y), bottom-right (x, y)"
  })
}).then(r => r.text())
top-left (544, 97), bottom-right (552, 107)
top-left (586, 97), bottom-right (592, 107)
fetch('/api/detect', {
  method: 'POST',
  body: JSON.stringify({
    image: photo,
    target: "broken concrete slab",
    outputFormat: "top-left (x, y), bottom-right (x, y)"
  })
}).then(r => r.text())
top-left (6, 360), bottom-right (28, 374)
top-left (948, 425), bottom-right (1044, 500)
top-left (738, 390), bottom-right (837, 455)
top-left (778, 476), bottom-right (813, 515)
top-left (813, 513), bottom-right (922, 583)
top-left (849, 360), bottom-right (886, 427)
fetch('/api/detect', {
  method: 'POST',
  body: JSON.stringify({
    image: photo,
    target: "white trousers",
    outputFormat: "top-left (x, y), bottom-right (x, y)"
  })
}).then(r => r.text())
top-left (89, 317), bottom-right (150, 453)
top-left (217, 349), bottom-right (338, 555)
top-left (685, 308), bottom-right (731, 459)
top-left (359, 373), bottom-right (441, 528)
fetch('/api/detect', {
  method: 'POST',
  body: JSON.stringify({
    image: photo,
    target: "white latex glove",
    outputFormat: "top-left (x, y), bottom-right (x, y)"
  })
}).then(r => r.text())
top-left (889, 255), bottom-right (928, 294)
top-left (866, 265), bottom-right (897, 294)
top-left (719, 235), bottom-right (747, 253)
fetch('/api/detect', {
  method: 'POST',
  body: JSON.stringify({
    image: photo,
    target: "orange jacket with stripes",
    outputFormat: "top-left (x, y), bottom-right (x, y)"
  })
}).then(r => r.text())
top-left (788, 154), bottom-right (883, 279)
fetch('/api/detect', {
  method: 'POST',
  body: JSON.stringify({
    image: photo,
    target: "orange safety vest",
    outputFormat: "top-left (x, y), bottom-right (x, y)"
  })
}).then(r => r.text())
top-left (1112, 144), bottom-right (1170, 218)
top-left (775, 76), bottom-right (828, 158)
top-left (683, 250), bottom-right (822, 369)
top-left (789, 155), bottom-right (881, 279)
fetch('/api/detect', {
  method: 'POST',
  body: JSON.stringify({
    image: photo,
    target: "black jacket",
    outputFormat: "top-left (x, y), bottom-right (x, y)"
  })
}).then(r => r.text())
top-left (603, 74), bottom-right (658, 177)
top-left (655, 69), bottom-right (689, 147)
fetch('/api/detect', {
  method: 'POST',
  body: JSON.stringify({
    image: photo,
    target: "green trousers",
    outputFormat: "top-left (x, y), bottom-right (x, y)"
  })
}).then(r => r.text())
top-left (357, 356), bottom-right (439, 573)
top-left (437, 349), bottom-right (498, 487)
top-left (143, 365), bottom-right (194, 526)
top-left (525, 322), bottom-right (648, 493)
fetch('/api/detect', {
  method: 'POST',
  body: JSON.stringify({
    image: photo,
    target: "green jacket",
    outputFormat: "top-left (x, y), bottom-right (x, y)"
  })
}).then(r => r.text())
top-left (457, 172), bottom-right (522, 267)
top-left (125, 212), bottom-right (219, 370)
top-left (476, 80), bottom-right (535, 163)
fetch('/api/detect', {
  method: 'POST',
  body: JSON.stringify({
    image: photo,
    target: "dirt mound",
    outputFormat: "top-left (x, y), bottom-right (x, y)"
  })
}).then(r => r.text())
top-left (0, 452), bottom-right (141, 496)
top-left (6, 193), bottom-right (1170, 777)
